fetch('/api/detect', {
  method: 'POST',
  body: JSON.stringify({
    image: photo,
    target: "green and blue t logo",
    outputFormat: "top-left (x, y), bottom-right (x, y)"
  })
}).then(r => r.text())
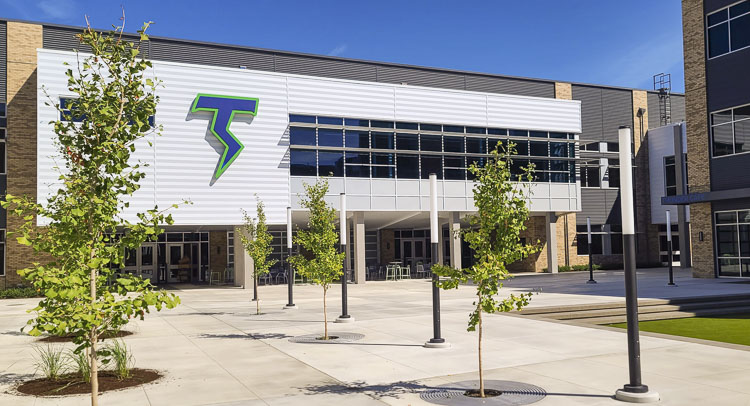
top-left (191, 94), bottom-right (259, 179)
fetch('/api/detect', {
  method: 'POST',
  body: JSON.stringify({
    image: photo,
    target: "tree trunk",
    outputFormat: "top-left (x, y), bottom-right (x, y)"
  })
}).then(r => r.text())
top-left (478, 296), bottom-right (484, 398)
top-left (256, 296), bottom-right (260, 315)
top-left (90, 267), bottom-right (98, 406)
top-left (323, 288), bottom-right (328, 340)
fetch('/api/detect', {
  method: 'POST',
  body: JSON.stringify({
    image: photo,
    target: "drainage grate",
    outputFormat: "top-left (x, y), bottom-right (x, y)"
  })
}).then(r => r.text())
top-left (420, 380), bottom-right (546, 406)
top-left (288, 332), bottom-right (364, 344)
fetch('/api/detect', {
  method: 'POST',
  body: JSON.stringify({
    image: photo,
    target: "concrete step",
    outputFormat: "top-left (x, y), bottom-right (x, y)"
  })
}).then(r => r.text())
top-left (580, 306), bottom-right (750, 325)
top-left (548, 299), bottom-right (750, 320)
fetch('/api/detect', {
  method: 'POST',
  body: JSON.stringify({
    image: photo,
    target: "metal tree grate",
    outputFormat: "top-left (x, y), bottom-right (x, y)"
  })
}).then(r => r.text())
top-left (288, 332), bottom-right (364, 344)
top-left (420, 380), bottom-right (546, 406)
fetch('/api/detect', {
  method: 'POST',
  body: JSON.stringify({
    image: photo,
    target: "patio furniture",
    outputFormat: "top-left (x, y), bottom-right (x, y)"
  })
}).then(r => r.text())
top-left (400, 264), bottom-right (411, 279)
top-left (416, 263), bottom-right (427, 278)
top-left (224, 267), bottom-right (234, 285)
top-left (210, 271), bottom-right (222, 285)
top-left (386, 264), bottom-right (398, 281)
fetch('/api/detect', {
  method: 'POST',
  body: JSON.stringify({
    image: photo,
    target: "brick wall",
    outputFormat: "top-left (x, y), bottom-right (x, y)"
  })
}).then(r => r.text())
top-left (209, 231), bottom-right (228, 274)
top-left (683, 0), bottom-right (715, 278)
top-left (379, 229), bottom-right (395, 265)
top-left (632, 90), bottom-right (661, 265)
top-left (4, 22), bottom-right (42, 287)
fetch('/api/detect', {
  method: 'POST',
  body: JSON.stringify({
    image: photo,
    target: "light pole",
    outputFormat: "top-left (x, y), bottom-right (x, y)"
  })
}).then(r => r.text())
top-left (615, 126), bottom-right (659, 403)
top-left (284, 207), bottom-right (297, 309)
top-left (336, 193), bottom-right (354, 323)
top-left (666, 210), bottom-right (676, 287)
top-left (586, 216), bottom-right (596, 284)
top-left (425, 173), bottom-right (450, 348)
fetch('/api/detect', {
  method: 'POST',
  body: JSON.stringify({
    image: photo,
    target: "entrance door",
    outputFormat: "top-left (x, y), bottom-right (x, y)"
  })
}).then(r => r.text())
top-left (167, 244), bottom-right (183, 283)
top-left (401, 238), bottom-right (427, 268)
top-left (140, 243), bottom-right (157, 283)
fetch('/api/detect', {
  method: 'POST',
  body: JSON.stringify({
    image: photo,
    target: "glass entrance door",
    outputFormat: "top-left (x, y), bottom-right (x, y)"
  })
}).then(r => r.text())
top-left (140, 243), bottom-right (157, 283)
top-left (400, 238), bottom-right (427, 268)
top-left (167, 244), bottom-right (183, 283)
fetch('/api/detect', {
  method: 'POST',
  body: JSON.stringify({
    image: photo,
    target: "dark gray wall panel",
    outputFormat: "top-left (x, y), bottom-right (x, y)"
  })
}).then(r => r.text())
top-left (706, 0), bottom-right (740, 13)
top-left (376, 65), bottom-right (465, 90)
top-left (707, 50), bottom-right (750, 112)
top-left (276, 54), bottom-right (376, 82)
top-left (671, 94), bottom-right (686, 123)
top-left (601, 88), bottom-right (632, 142)
top-left (150, 39), bottom-right (273, 71)
top-left (711, 154), bottom-right (750, 191)
top-left (464, 75), bottom-right (553, 98)
top-left (572, 85), bottom-right (603, 143)
top-left (647, 92), bottom-right (686, 128)
top-left (605, 189), bottom-right (622, 224)
top-left (44, 25), bottom-right (146, 57)
top-left (712, 198), bottom-right (750, 211)
top-left (0, 21), bottom-right (5, 103)
top-left (580, 189), bottom-right (609, 224)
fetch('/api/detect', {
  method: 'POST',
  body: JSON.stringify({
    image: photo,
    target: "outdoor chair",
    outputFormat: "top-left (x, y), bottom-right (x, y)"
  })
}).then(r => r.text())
top-left (224, 267), bottom-right (234, 285)
top-left (385, 264), bottom-right (398, 281)
top-left (416, 264), bottom-right (426, 278)
top-left (274, 269), bottom-right (288, 284)
top-left (210, 271), bottom-right (222, 285)
top-left (400, 264), bottom-right (411, 279)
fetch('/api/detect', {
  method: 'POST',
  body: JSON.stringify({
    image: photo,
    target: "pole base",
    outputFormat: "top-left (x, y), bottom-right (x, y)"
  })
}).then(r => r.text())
top-left (335, 315), bottom-right (355, 323)
top-left (283, 304), bottom-right (298, 310)
top-left (615, 388), bottom-right (660, 403)
top-left (586, 280), bottom-right (598, 284)
top-left (251, 298), bottom-right (259, 302)
top-left (667, 283), bottom-right (678, 287)
top-left (424, 339), bottom-right (451, 349)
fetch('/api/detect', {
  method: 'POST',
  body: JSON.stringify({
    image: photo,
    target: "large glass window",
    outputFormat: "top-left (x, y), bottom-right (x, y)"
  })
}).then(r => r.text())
top-left (290, 149), bottom-right (317, 176)
top-left (345, 130), bottom-right (369, 148)
top-left (580, 164), bottom-right (600, 187)
top-left (318, 150), bottom-right (344, 177)
top-left (444, 136), bottom-right (465, 153)
top-left (466, 137), bottom-right (487, 154)
top-left (290, 127), bottom-right (316, 146)
top-left (607, 159), bottom-right (620, 188)
top-left (396, 154), bottom-right (419, 179)
top-left (421, 155), bottom-right (443, 179)
top-left (664, 156), bottom-right (677, 196)
top-left (420, 134), bottom-right (442, 152)
top-left (715, 210), bottom-right (750, 277)
top-left (318, 128), bottom-right (343, 147)
top-left (396, 133), bottom-right (419, 150)
top-left (372, 153), bottom-right (395, 178)
top-left (711, 105), bottom-right (750, 157)
top-left (372, 132), bottom-right (395, 149)
top-left (707, 1), bottom-right (750, 58)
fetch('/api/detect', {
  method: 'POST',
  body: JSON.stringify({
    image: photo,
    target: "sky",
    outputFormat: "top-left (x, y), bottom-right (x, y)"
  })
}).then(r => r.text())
top-left (1, 0), bottom-right (686, 92)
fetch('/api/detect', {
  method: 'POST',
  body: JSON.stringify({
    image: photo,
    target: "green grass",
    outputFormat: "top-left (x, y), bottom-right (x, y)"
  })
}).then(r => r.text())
top-left (609, 313), bottom-right (750, 346)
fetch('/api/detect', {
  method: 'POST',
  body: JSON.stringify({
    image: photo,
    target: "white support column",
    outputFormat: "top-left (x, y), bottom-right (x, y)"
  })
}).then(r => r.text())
top-left (353, 212), bottom-right (366, 284)
top-left (449, 212), bottom-right (462, 270)
top-left (546, 213), bottom-right (558, 273)
top-left (233, 226), bottom-right (254, 289)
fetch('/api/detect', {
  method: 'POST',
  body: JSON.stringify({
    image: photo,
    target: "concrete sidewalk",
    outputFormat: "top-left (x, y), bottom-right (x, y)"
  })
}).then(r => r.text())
top-left (0, 269), bottom-right (749, 405)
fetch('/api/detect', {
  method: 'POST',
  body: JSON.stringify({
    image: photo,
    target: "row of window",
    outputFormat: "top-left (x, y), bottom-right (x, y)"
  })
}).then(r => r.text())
top-left (289, 149), bottom-right (575, 182)
top-left (707, 0), bottom-right (750, 58)
top-left (664, 154), bottom-right (689, 196)
top-left (289, 114), bottom-right (576, 139)
top-left (575, 224), bottom-right (623, 255)
top-left (578, 160), bottom-right (620, 188)
top-left (580, 142), bottom-right (619, 152)
top-left (289, 127), bottom-right (575, 157)
top-left (716, 210), bottom-right (750, 277)
top-left (711, 105), bottom-right (750, 157)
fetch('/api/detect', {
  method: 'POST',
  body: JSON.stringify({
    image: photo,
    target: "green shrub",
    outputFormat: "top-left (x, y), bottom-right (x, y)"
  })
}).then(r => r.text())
top-left (0, 287), bottom-right (41, 299)
top-left (542, 264), bottom-right (600, 272)
top-left (105, 339), bottom-right (134, 380)
top-left (33, 345), bottom-right (69, 381)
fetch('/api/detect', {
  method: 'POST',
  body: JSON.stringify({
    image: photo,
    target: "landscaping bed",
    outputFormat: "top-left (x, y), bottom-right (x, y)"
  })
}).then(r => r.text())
top-left (16, 369), bottom-right (160, 396)
top-left (39, 330), bottom-right (133, 343)
top-left (609, 313), bottom-right (750, 346)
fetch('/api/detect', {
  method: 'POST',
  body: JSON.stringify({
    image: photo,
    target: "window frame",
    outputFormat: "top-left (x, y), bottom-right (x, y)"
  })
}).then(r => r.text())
top-left (710, 103), bottom-right (750, 158)
top-left (706, 0), bottom-right (750, 60)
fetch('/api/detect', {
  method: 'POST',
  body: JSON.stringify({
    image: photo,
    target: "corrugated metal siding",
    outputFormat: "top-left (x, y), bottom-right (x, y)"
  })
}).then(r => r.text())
top-left (276, 54), bottom-right (377, 82)
top-left (580, 189), bottom-right (608, 224)
top-left (711, 154), bottom-right (750, 191)
top-left (573, 85), bottom-right (603, 142)
top-left (44, 25), bottom-right (147, 57)
top-left (601, 88), bottom-right (632, 142)
top-left (464, 75), bottom-right (554, 98)
top-left (647, 93), bottom-right (686, 128)
top-left (376, 65), bottom-right (465, 90)
top-left (0, 21), bottom-right (6, 103)
top-left (150, 39), bottom-right (273, 71)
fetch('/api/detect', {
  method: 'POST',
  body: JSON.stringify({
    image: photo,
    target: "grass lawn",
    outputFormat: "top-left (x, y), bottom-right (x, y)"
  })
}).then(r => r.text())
top-left (609, 313), bottom-right (750, 346)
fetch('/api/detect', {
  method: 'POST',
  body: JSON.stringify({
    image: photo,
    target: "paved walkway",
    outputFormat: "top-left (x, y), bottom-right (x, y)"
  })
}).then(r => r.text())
top-left (1, 268), bottom-right (749, 405)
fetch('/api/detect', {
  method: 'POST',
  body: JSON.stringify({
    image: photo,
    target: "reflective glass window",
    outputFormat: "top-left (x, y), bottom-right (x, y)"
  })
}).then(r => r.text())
top-left (318, 116), bottom-right (343, 125)
top-left (509, 129), bottom-right (528, 138)
top-left (289, 114), bottom-right (315, 123)
top-left (488, 128), bottom-right (507, 135)
top-left (514, 140), bottom-right (529, 155)
top-left (318, 150), bottom-right (344, 177)
top-left (345, 130), bottom-right (369, 148)
top-left (444, 136), bottom-right (465, 153)
top-left (396, 154), bottom-right (419, 179)
top-left (466, 126), bottom-right (486, 134)
top-left (421, 155), bottom-right (443, 179)
top-left (731, 14), bottom-right (750, 50)
top-left (717, 225), bottom-right (739, 257)
top-left (708, 23), bottom-right (730, 57)
top-left (420, 123), bottom-right (442, 132)
top-left (372, 132), bottom-right (395, 149)
top-left (466, 137), bottom-right (487, 154)
top-left (396, 133), bottom-right (419, 150)
top-left (731, 1), bottom-right (750, 18)
top-left (529, 131), bottom-right (547, 138)
top-left (290, 127), bottom-right (316, 146)
top-left (290, 149), bottom-right (317, 176)
top-left (420, 134), bottom-right (442, 152)
top-left (346, 166), bottom-right (370, 178)
top-left (713, 124), bottom-right (734, 156)
top-left (345, 152), bottom-right (370, 165)
top-left (530, 141), bottom-right (548, 157)
top-left (550, 142), bottom-right (568, 157)
top-left (371, 120), bottom-right (394, 129)
top-left (318, 128), bottom-right (343, 147)
top-left (396, 122), bottom-right (418, 130)
top-left (345, 118), bottom-right (369, 127)
top-left (708, 9), bottom-right (728, 26)
top-left (444, 125), bottom-right (464, 133)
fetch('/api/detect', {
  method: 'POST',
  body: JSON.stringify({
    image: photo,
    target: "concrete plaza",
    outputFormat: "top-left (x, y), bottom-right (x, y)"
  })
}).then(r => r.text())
top-left (1, 268), bottom-right (750, 405)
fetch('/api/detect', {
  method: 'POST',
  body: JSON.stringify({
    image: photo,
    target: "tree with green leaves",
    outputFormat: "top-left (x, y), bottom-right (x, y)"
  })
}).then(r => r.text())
top-left (288, 178), bottom-right (344, 340)
top-left (239, 199), bottom-right (277, 315)
top-left (432, 143), bottom-right (539, 398)
top-left (1, 19), bottom-right (180, 405)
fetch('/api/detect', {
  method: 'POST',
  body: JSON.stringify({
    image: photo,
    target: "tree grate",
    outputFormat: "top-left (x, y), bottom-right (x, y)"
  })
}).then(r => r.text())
top-left (420, 380), bottom-right (546, 406)
top-left (288, 332), bottom-right (364, 344)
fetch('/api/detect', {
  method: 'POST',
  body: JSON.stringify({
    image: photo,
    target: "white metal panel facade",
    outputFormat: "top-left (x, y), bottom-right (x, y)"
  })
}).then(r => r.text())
top-left (37, 49), bottom-right (581, 226)
top-left (648, 123), bottom-right (689, 224)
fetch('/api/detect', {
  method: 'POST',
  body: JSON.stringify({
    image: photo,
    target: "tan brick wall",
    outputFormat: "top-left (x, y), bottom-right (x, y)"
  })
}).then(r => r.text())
top-left (632, 90), bottom-right (660, 265)
top-left (683, 0), bottom-right (714, 277)
top-left (554, 82), bottom-right (572, 100)
top-left (379, 229), bottom-right (395, 264)
top-left (4, 22), bottom-right (43, 287)
top-left (209, 231), bottom-right (228, 274)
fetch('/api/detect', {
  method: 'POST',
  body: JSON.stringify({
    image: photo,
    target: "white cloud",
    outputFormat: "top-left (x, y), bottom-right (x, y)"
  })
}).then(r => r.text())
top-left (327, 44), bottom-right (348, 57)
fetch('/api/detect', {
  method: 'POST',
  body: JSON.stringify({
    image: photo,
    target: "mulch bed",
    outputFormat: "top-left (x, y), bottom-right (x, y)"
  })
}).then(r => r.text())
top-left (39, 330), bottom-right (133, 343)
top-left (16, 369), bottom-right (160, 396)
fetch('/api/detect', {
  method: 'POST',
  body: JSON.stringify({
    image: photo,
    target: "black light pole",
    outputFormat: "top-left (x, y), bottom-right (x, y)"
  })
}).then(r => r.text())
top-left (586, 216), bottom-right (596, 284)
top-left (284, 207), bottom-right (297, 309)
top-left (336, 193), bottom-right (354, 323)
top-left (666, 210), bottom-right (676, 287)
top-left (425, 173), bottom-right (449, 348)
top-left (615, 126), bottom-right (659, 403)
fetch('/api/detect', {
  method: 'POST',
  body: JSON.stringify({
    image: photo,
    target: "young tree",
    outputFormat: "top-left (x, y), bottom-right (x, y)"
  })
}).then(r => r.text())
top-left (288, 178), bottom-right (344, 340)
top-left (2, 20), bottom-right (180, 405)
top-left (238, 199), bottom-right (277, 315)
top-left (432, 143), bottom-right (538, 398)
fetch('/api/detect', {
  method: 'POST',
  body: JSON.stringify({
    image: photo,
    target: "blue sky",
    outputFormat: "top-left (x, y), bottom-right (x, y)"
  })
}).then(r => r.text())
top-left (1, 0), bottom-right (686, 92)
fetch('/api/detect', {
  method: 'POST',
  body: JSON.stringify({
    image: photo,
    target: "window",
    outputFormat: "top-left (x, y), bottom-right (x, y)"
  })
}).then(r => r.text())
top-left (530, 141), bottom-right (548, 157)
top-left (372, 153), bottom-right (395, 178)
top-left (466, 137), bottom-right (487, 154)
top-left (711, 105), bottom-right (750, 156)
top-left (0, 230), bottom-right (6, 276)
top-left (421, 134), bottom-right (442, 151)
top-left (290, 149), bottom-right (317, 176)
top-left (576, 225), bottom-right (603, 255)
top-left (227, 231), bottom-right (235, 270)
top-left (290, 114), bottom-right (316, 123)
top-left (289, 127), bottom-right (316, 146)
top-left (444, 156), bottom-right (465, 180)
top-left (396, 154), bottom-right (419, 179)
top-left (318, 128), bottom-right (343, 147)
top-left (345, 152), bottom-right (370, 178)
top-left (707, 1), bottom-right (750, 58)
top-left (318, 116), bottom-right (343, 125)
top-left (607, 159), bottom-right (620, 188)
top-left (715, 210), bottom-right (750, 277)
top-left (444, 136), bottom-right (465, 153)
top-left (580, 164), bottom-right (600, 187)
top-left (317, 150), bottom-right (344, 177)
top-left (664, 156), bottom-right (677, 196)
top-left (372, 132), bottom-right (395, 149)
top-left (421, 155), bottom-right (443, 179)
top-left (396, 133), bottom-right (419, 150)
top-left (345, 130), bottom-right (369, 148)
top-left (582, 142), bottom-right (600, 151)
top-left (606, 142), bottom-right (619, 152)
